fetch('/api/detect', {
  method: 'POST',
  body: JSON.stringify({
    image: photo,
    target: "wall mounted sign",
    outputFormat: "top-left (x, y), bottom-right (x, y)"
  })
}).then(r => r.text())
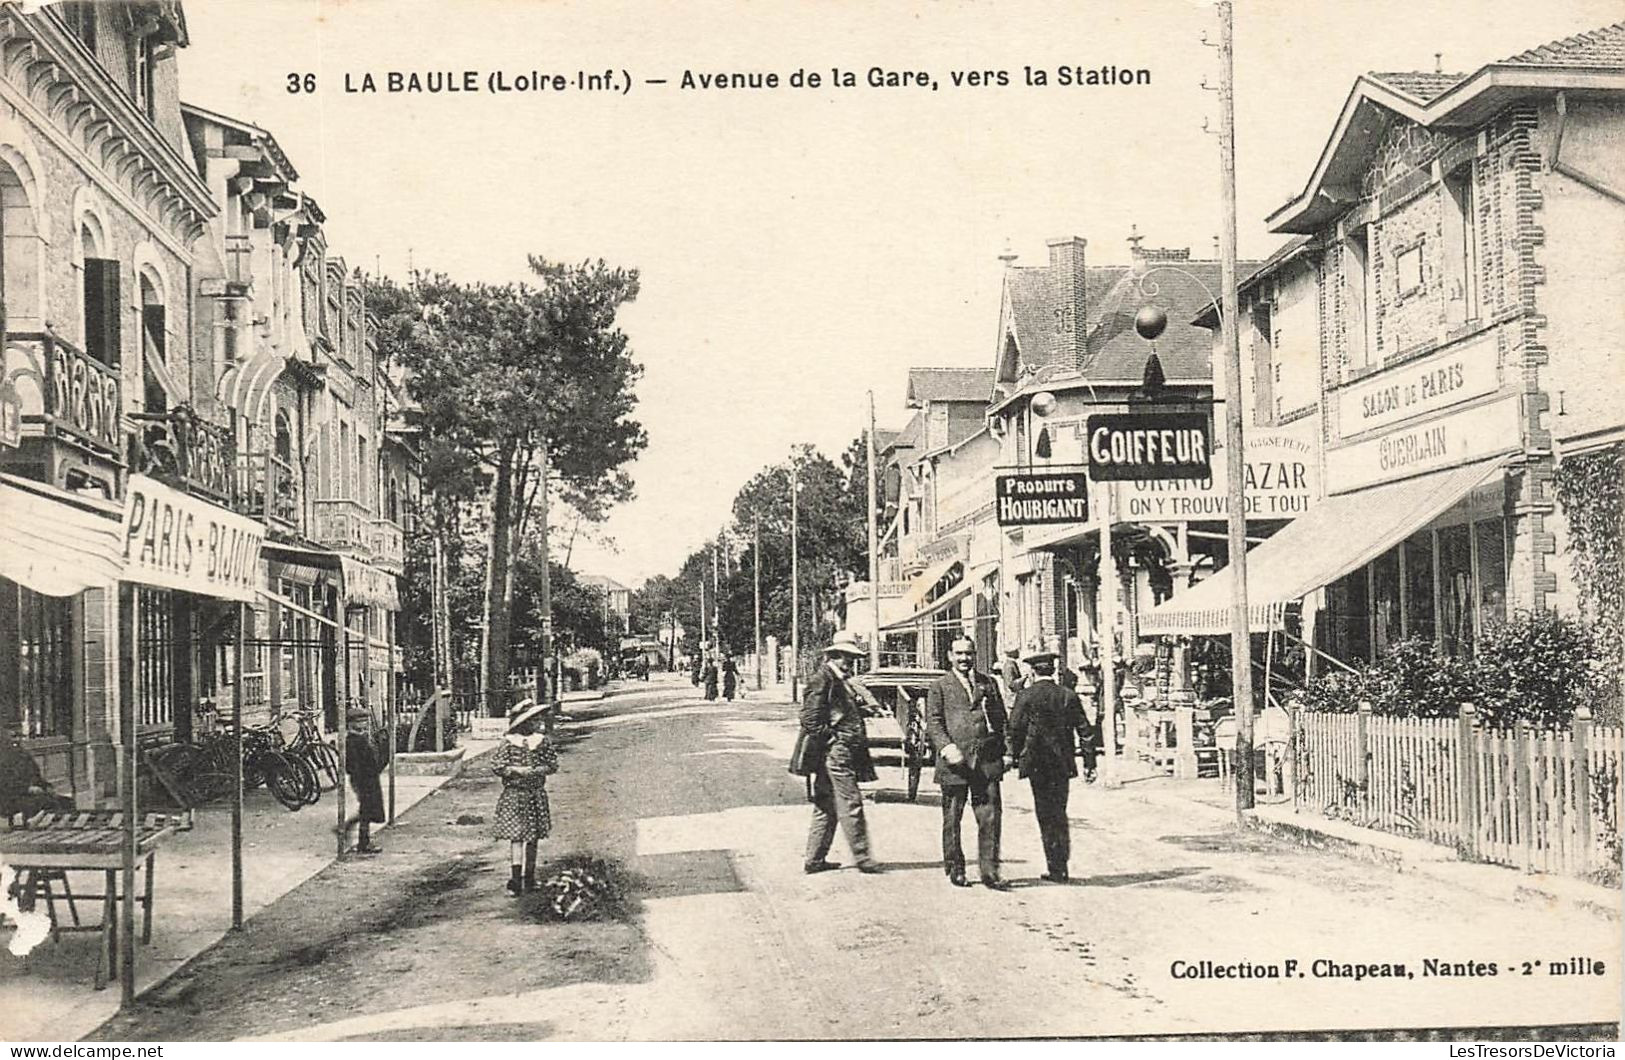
top-left (910, 533), bottom-right (969, 568)
top-left (1325, 394), bottom-right (1522, 494)
top-left (1120, 428), bottom-right (1320, 522)
top-left (0, 392), bottom-right (20, 448)
top-left (121, 474), bottom-right (264, 602)
top-left (1336, 331), bottom-right (1500, 438)
top-left (995, 472), bottom-right (1089, 526)
top-left (1086, 412), bottom-right (1212, 481)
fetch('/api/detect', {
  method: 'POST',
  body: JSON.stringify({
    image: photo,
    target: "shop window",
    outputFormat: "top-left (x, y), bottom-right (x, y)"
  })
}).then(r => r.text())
top-left (137, 589), bottom-right (175, 730)
top-left (1325, 568), bottom-right (1372, 664)
top-left (1371, 548), bottom-right (1402, 654)
top-left (1403, 531), bottom-right (1435, 643)
top-left (1438, 524), bottom-right (1474, 658)
top-left (0, 578), bottom-right (73, 739)
top-left (1475, 518), bottom-right (1508, 634)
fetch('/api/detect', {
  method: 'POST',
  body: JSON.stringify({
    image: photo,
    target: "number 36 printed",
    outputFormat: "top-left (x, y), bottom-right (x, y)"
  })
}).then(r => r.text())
top-left (287, 72), bottom-right (316, 93)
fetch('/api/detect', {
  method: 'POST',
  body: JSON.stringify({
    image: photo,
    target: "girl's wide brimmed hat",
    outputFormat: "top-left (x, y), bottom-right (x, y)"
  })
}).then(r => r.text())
top-left (346, 705), bottom-right (372, 723)
top-left (506, 698), bottom-right (548, 732)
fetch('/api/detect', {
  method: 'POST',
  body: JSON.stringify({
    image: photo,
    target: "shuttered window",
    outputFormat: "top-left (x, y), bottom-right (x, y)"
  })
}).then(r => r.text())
top-left (82, 258), bottom-right (120, 366)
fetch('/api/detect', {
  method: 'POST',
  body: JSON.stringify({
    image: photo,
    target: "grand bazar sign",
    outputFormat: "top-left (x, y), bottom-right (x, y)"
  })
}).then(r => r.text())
top-left (995, 471), bottom-right (1089, 526)
top-left (1119, 428), bottom-right (1320, 522)
top-left (122, 474), bottom-right (264, 602)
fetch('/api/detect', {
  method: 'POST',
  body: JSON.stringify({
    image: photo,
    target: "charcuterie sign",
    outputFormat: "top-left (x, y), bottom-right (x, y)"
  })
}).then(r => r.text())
top-left (1086, 412), bottom-right (1212, 481)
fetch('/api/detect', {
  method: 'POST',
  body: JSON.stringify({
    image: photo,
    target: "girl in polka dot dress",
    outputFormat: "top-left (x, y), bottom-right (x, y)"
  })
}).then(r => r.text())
top-left (492, 699), bottom-right (558, 895)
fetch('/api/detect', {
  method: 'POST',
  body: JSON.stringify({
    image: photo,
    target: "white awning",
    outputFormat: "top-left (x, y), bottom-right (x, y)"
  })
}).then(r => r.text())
top-left (1140, 458), bottom-right (1506, 636)
top-left (0, 475), bottom-right (123, 596)
top-left (900, 554), bottom-right (962, 610)
top-left (340, 556), bottom-right (400, 610)
top-left (884, 561), bottom-right (998, 631)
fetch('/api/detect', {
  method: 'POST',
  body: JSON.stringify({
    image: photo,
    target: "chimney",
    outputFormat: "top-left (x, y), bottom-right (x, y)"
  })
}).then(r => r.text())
top-left (1046, 236), bottom-right (1087, 370)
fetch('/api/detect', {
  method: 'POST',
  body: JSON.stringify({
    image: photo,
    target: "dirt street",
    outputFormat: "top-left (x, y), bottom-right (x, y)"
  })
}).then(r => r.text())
top-left (88, 675), bottom-right (1621, 1041)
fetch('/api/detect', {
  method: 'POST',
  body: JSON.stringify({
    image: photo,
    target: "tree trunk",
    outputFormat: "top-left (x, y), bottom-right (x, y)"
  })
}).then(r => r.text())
top-left (482, 440), bottom-right (518, 716)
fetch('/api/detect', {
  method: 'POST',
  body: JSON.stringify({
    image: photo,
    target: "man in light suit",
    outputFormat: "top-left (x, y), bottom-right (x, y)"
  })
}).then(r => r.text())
top-left (926, 636), bottom-right (1010, 890)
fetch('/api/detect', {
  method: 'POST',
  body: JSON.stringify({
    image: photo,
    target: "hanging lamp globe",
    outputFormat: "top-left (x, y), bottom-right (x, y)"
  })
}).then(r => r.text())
top-left (1134, 305), bottom-right (1168, 341)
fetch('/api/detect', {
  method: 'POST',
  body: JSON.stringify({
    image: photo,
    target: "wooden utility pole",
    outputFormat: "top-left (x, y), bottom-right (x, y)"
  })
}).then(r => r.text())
top-left (1218, 0), bottom-right (1256, 816)
top-left (790, 459), bottom-right (801, 702)
top-left (712, 541), bottom-right (721, 654)
top-left (866, 391), bottom-right (881, 671)
top-left (1096, 480), bottom-right (1119, 788)
top-left (537, 445), bottom-right (556, 716)
top-left (753, 513), bottom-right (764, 690)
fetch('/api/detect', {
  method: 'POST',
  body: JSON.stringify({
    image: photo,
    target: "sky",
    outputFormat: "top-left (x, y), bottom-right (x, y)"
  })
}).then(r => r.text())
top-left (176, 0), bottom-right (1623, 588)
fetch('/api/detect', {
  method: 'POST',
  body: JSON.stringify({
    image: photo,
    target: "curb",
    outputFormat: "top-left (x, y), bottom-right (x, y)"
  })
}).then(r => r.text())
top-left (1114, 780), bottom-right (1620, 923)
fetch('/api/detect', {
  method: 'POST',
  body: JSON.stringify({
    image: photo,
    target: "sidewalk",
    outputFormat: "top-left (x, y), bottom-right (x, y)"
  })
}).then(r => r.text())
top-left (0, 737), bottom-right (499, 1042)
top-left (1109, 765), bottom-right (1622, 922)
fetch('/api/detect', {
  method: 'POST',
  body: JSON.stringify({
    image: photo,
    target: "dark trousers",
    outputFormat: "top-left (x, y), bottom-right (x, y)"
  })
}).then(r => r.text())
top-left (941, 776), bottom-right (1001, 879)
top-left (1029, 773), bottom-right (1072, 876)
top-left (805, 749), bottom-right (874, 867)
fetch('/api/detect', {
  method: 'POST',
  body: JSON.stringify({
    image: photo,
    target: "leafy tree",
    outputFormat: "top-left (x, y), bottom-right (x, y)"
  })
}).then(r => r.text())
top-left (376, 261), bottom-right (646, 705)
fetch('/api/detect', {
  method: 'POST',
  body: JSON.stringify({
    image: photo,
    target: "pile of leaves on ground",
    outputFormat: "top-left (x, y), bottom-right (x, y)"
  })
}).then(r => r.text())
top-left (532, 854), bottom-right (639, 923)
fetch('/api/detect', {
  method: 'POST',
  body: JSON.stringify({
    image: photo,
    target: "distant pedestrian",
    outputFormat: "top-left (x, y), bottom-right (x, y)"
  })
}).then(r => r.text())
top-left (690, 654), bottom-right (702, 687)
top-left (703, 657), bottom-right (719, 701)
top-left (998, 647), bottom-right (1027, 703)
top-left (1007, 647), bottom-right (1091, 883)
top-left (492, 698), bottom-right (559, 896)
top-left (794, 632), bottom-right (881, 875)
top-left (722, 657), bottom-right (738, 700)
top-left (341, 706), bottom-right (388, 855)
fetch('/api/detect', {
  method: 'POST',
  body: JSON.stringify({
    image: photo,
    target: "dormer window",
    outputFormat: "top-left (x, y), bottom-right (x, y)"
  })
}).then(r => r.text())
top-left (131, 32), bottom-right (157, 119)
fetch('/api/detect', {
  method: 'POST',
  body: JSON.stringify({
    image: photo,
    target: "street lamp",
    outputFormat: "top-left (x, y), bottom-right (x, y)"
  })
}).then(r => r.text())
top-left (1128, 251), bottom-right (1255, 817)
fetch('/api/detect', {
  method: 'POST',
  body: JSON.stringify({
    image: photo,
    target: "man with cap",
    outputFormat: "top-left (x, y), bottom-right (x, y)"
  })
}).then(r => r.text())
top-left (1007, 642), bottom-right (1092, 882)
top-left (799, 631), bottom-right (882, 875)
top-left (341, 706), bottom-right (388, 855)
top-left (926, 636), bottom-right (1010, 890)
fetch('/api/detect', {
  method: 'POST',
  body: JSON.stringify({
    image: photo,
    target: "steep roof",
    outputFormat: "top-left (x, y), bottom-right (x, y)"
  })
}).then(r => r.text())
top-left (1002, 255), bottom-right (1249, 385)
top-left (905, 367), bottom-right (995, 407)
top-left (579, 573), bottom-right (631, 594)
top-left (1365, 71), bottom-right (1466, 103)
top-left (1271, 20), bottom-right (1625, 233)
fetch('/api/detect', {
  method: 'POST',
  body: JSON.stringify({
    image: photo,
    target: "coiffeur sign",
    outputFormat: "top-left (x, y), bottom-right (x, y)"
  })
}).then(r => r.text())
top-left (121, 473), bottom-right (264, 603)
top-left (1086, 412), bottom-right (1212, 481)
top-left (995, 472), bottom-right (1089, 526)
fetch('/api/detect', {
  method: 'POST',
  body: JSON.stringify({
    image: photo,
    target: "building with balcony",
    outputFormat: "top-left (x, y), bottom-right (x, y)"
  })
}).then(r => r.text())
top-left (1144, 21), bottom-right (1625, 676)
top-left (0, 0), bottom-right (247, 806)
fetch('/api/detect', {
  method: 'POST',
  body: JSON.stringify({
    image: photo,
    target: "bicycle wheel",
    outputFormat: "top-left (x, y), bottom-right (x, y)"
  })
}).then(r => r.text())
top-left (292, 752), bottom-right (322, 806)
top-left (311, 740), bottom-right (341, 791)
top-left (261, 752), bottom-right (307, 811)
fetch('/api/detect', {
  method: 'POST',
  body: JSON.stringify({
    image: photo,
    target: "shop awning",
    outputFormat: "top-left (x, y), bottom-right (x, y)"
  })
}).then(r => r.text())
top-left (0, 474), bottom-right (123, 596)
top-left (341, 556), bottom-right (399, 610)
top-left (1140, 458), bottom-right (1505, 636)
top-left (121, 474), bottom-right (265, 602)
top-left (900, 554), bottom-right (962, 610)
top-left (884, 561), bottom-right (997, 631)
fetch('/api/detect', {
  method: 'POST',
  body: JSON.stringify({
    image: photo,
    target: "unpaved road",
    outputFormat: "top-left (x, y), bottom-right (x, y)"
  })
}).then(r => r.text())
top-left (89, 675), bottom-right (1621, 1041)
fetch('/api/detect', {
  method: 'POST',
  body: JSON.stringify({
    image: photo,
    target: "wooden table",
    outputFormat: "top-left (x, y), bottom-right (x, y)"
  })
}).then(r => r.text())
top-left (1, 811), bottom-right (180, 989)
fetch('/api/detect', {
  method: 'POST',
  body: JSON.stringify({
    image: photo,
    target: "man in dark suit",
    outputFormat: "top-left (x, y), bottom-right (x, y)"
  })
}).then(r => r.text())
top-left (1007, 646), bottom-right (1092, 882)
top-left (799, 632), bottom-right (882, 875)
top-left (926, 636), bottom-right (1010, 890)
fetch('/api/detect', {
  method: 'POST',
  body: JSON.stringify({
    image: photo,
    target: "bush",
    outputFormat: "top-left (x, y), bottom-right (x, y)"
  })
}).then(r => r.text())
top-left (1296, 612), bottom-right (1611, 727)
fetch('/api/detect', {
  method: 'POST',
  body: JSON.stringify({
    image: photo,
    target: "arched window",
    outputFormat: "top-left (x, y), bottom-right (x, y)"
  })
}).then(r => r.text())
top-left (79, 215), bottom-right (118, 366)
top-left (274, 411), bottom-right (293, 462)
top-left (0, 154), bottom-right (41, 333)
top-left (140, 272), bottom-right (167, 413)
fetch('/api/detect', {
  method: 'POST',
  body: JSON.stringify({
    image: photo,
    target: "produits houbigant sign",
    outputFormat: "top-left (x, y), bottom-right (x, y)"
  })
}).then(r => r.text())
top-left (995, 472), bottom-right (1089, 526)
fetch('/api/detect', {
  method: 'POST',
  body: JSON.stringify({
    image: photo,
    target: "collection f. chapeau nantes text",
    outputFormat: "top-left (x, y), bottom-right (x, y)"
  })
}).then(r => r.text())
top-left (303, 65), bottom-right (1153, 96)
top-left (1169, 956), bottom-right (1608, 982)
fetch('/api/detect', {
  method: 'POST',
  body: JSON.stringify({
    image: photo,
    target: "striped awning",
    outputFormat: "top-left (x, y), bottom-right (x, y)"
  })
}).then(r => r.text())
top-left (900, 555), bottom-right (962, 610)
top-left (1140, 458), bottom-right (1506, 636)
top-left (0, 475), bottom-right (123, 596)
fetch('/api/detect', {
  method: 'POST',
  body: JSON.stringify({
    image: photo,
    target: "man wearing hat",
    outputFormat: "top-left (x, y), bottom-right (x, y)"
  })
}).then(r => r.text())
top-left (1007, 643), bottom-right (1092, 882)
top-left (926, 636), bottom-right (1010, 890)
top-left (798, 631), bottom-right (882, 875)
top-left (342, 706), bottom-right (388, 855)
